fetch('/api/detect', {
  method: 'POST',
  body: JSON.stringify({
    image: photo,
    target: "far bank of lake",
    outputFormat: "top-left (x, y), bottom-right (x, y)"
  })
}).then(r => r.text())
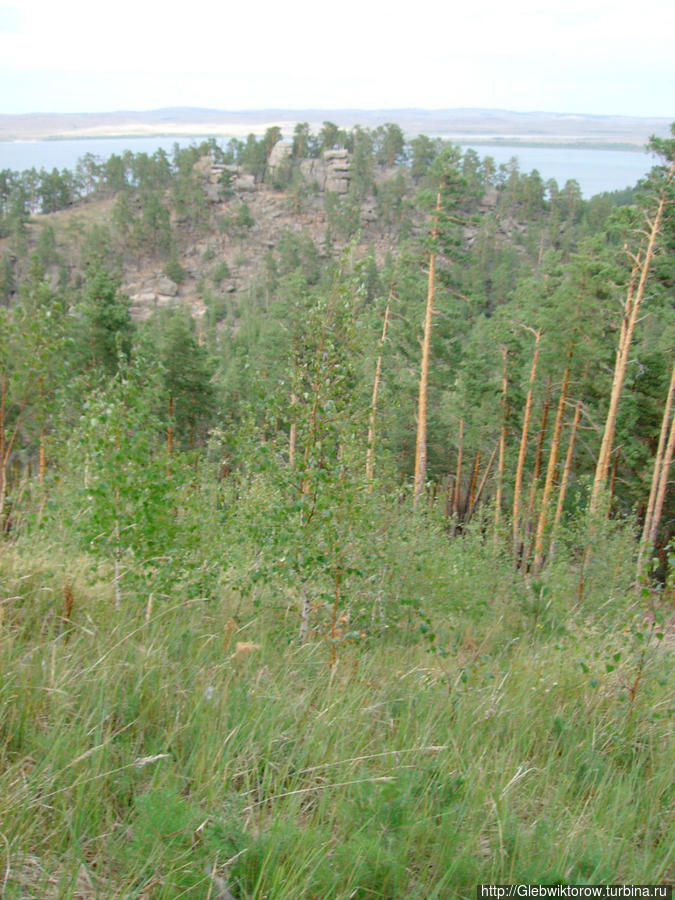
top-left (0, 136), bottom-right (659, 198)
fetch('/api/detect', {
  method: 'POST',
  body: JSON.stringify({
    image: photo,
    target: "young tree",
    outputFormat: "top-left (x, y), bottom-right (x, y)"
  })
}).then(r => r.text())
top-left (413, 148), bottom-right (467, 508)
top-left (590, 137), bottom-right (675, 512)
top-left (79, 264), bottom-right (135, 375)
top-left (413, 190), bottom-right (440, 509)
top-left (159, 309), bottom-right (215, 447)
top-left (366, 290), bottom-right (392, 488)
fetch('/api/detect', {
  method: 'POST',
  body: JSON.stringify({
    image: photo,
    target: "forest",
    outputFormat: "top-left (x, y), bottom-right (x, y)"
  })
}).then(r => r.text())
top-left (0, 121), bottom-right (673, 898)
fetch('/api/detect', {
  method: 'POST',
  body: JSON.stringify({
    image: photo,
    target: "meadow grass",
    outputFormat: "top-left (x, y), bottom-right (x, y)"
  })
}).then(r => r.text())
top-left (0, 538), bottom-right (672, 899)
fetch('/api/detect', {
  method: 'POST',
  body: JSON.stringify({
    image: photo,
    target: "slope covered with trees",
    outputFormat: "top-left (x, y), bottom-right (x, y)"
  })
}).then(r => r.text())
top-left (0, 123), bottom-right (673, 896)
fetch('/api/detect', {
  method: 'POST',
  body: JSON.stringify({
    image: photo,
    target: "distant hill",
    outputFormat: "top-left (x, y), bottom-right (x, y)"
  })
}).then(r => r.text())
top-left (0, 107), bottom-right (671, 148)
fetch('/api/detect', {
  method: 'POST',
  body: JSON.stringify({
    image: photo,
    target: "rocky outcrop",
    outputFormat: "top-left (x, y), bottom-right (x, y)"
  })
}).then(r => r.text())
top-left (479, 186), bottom-right (498, 208)
top-left (324, 149), bottom-right (350, 193)
top-left (232, 172), bottom-right (256, 192)
top-left (157, 275), bottom-right (178, 296)
top-left (194, 155), bottom-right (228, 202)
top-left (126, 273), bottom-right (181, 320)
top-left (267, 141), bottom-right (292, 179)
top-left (299, 158), bottom-right (325, 187)
top-left (298, 149), bottom-right (351, 194)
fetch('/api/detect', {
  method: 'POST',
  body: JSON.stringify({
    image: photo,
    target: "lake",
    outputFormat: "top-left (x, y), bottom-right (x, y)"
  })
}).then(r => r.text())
top-left (0, 136), bottom-right (659, 199)
top-left (460, 143), bottom-right (657, 197)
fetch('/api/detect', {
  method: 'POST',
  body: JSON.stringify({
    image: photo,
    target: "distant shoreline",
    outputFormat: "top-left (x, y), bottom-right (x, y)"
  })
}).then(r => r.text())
top-left (0, 133), bottom-right (648, 154)
top-left (0, 108), bottom-right (667, 149)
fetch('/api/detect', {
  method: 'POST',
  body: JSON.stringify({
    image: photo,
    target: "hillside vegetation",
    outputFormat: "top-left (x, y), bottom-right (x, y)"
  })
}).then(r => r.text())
top-left (0, 122), bottom-right (673, 897)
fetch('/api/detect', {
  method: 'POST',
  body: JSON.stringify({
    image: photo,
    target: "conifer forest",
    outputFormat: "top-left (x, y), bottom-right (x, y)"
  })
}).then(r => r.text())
top-left (0, 122), bottom-right (673, 897)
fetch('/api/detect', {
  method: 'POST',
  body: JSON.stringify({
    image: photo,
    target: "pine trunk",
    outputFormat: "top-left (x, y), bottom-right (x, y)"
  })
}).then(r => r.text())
top-left (607, 449), bottom-right (620, 515)
top-left (533, 367), bottom-right (570, 571)
top-left (414, 192), bottom-right (441, 509)
top-left (590, 164), bottom-right (674, 512)
top-left (494, 346), bottom-right (509, 542)
top-left (289, 393), bottom-right (298, 468)
top-left (521, 375), bottom-right (552, 570)
top-left (453, 417), bottom-right (464, 520)
top-left (549, 396), bottom-right (582, 558)
top-left (167, 395), bottom-right (174, 457)
top-left (468, 445), bottom-right (498, 524)
top-left (637, 361), bottom-right (675, 579)
top-left (467, 450), bottom-right (481, 517)
top-left (366, 295), bottom-right (391, 489)
top-left (646, 410), bottom-right (675, 562)
top-left (38, 430), bottom-right (46, 484)
top-left (513, 329), bottom-right (541, 555)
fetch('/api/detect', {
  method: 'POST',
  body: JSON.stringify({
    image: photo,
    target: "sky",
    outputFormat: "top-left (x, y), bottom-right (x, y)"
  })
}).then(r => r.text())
top-left (0, 0), bottom-right (673, 117)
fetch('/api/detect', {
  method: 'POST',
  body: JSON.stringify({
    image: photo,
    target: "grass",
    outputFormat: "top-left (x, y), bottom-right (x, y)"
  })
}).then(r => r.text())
top-left (0, 539), bottom-right (673, 898)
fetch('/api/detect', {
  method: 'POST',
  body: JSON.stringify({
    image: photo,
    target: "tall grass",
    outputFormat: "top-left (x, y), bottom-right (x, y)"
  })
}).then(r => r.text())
top-left (0, 521), bottom-right (672, 898)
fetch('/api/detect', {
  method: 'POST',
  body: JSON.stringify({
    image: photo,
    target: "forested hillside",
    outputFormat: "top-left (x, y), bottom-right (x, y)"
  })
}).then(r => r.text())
top-left (0, 123), bottom-right (673, 897)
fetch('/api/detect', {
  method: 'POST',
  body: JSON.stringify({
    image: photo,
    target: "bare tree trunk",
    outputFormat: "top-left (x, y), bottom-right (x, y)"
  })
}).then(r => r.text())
top-left (467, 450), bottom-right (481, 518)
top-left (549, 396), bottom-right (582, 559)
top-left (531, 375), bottom-right (552, 491)
top-left (645, 409), bottom-right (675, 568)
top-left (521, 375), bottom-right (552, 570)
top-left (366, 294), bottom-right (391, 489)
top-left (452, 417), bottom-right (464, 520)
top-left (299, 588), bottom-right (311, 643)
top-left (38, 430), bottom-right (46, 484)
top-left (607, 449), bottom-right (620, 516)
top-left (513, 329), bottom-right (542, 556)
top-left (590, 164), bottom-right (674, 513)
top-left (494, 346), bottom-right (509, 544)
top-left (637, 361), bottom-right (675, 579)
top-left (467, 445), bottom-right (498, 524)
top-left (167, 395), bottom-right (174, 458)
top-left (414, 192), bottom-right (441, 509)
top-left (533, 366), bottom-right (570, 571)
top-left (289, 393), bottom-right (297, 468)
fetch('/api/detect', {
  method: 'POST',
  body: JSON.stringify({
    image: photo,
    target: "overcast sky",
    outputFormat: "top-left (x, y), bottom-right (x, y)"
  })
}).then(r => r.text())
top-left (1, 0), bottom-right (673, 117)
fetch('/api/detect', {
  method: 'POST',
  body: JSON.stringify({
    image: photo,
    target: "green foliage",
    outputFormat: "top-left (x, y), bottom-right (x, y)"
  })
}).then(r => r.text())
top-left (235, 201), bottom-right (255, 230)
top-left (0, 251), bottom-right (15, 304)
top-left (0, 524), bottom-right (671, 895)
top-left (2, 126), bottom-right (675, 619)
top-left (158, 309), bottom-right (215, 445)
top-left (78, 264), bottom-right (134, 375)
top-left (209, 259), bottom-right (230, 285)
top-left (292, 121), bottom-right (320, 159)
top-left (163, 255), bottom-right (187, 285)
top-left (53, 372), bottom-right (176, 565)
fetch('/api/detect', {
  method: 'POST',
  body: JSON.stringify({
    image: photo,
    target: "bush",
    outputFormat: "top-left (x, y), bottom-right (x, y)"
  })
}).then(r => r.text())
top-left (163, 256), bottom-right (186, 284)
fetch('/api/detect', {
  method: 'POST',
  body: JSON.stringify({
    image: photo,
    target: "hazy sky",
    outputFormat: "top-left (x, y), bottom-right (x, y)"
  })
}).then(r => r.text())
top-left (1, 0), bottom-right (673, 116)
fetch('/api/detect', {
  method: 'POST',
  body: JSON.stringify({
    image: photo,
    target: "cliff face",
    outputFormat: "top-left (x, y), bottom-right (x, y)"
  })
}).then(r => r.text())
top-left (0, 139), bottom-right (555, 329)
top-left (118, 147), bottom-right (393, 324)
top-left (2, 147), bottom-right (409, 327)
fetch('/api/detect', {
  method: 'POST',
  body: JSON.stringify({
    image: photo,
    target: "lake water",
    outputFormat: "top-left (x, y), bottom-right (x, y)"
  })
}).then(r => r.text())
top-left (460, 144), bottom-right (656, 197)
top-left (0, 136), bottom-right (658, 199)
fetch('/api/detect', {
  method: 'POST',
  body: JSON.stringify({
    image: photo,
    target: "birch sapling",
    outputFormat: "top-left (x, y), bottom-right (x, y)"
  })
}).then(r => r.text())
top-left (366, 292), bottom-right (392, 489)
